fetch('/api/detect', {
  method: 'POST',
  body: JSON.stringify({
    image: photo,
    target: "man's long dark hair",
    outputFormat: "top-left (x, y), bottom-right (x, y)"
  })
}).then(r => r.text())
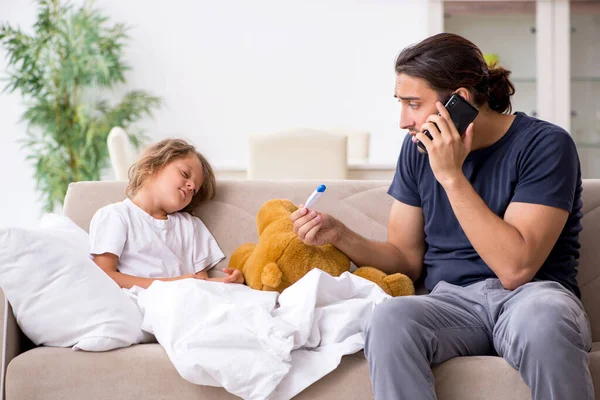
top-left (395, 33), bottom-right (515, 114)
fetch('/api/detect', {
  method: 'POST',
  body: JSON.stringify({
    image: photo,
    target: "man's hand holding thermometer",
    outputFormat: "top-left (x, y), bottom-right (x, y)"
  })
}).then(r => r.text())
top-left (304, 184), bottom-right (326, 209)
top-left (291, 184), bottom-right (342, 247)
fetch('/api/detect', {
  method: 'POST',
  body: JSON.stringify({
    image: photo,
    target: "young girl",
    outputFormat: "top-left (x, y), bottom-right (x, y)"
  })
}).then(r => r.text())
top-left (90, 138), bottom-right (243, 289)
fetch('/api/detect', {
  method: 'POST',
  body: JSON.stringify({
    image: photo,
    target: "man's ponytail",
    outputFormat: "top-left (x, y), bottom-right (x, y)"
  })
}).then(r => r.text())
top-left (487, 64), bottom-right (515, 114)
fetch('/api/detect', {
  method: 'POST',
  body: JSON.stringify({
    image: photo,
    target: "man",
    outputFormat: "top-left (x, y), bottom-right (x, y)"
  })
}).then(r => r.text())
top-left (290, 33), bottom-right (593, 399)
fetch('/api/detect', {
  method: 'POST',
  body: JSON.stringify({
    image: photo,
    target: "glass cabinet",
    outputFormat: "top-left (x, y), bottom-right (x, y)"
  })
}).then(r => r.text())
top-left (429, 0), bottom-right (600, 177)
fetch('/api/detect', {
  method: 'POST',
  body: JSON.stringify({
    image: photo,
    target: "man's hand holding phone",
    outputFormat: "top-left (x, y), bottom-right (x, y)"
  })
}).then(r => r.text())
top-left (416, 100), bottom-right (475, 189)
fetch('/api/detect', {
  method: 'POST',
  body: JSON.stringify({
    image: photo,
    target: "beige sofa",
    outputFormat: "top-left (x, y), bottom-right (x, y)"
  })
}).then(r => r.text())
top-left (4, 179), bottom-right (600, 399)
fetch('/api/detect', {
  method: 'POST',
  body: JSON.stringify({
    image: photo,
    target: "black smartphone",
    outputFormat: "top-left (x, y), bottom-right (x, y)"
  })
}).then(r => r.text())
top-left (416, 93), bottom-right (479, 153)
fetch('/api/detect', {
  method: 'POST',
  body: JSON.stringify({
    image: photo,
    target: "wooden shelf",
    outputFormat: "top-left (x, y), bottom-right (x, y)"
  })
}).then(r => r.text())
top-left (572, 1), bottom-right (600, 15)
top-left (575, 142), bottom-right (600, 149)
top-left (572, 76), bottom-right (600, 82)
top-left (444, 0), bottom-right (600, 16)
top-left (511, 77), bottom-right (600, 83)
top-left (444, 1), bottom-right (536, 16)
top-left (512, 77), bottom-right (537, 83)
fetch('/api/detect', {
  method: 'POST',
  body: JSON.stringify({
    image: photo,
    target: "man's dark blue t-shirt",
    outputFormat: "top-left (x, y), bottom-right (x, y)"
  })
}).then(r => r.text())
top-left (388, 112), bottom-right (583, 297)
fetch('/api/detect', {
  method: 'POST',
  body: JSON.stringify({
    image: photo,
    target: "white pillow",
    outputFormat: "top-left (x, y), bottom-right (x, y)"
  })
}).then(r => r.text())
top-left (0, 216), bottom-right (148, 351)
top-left (39, 213), bottom-right (89, 251)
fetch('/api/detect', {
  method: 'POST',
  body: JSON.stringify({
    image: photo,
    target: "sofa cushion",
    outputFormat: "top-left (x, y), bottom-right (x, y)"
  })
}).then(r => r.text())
top-left (9, 344), bottom-right (600, 400)
top-left (6, 345), bottom-right (371, 400)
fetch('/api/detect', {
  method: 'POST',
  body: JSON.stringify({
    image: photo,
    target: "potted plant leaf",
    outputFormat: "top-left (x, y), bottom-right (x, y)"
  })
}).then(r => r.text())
top-left (0, 0), bottom-right (161, 211)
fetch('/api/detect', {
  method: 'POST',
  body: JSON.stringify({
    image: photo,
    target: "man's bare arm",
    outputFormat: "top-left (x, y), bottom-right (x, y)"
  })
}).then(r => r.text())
top-left (444, 177), bottom-right (568, 289)
top-left (332, 200), bottom-right (426, 282)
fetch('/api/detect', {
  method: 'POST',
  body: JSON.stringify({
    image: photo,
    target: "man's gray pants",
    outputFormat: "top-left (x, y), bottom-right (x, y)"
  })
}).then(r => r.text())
top-left (364, 279), bottom-right (593, 399)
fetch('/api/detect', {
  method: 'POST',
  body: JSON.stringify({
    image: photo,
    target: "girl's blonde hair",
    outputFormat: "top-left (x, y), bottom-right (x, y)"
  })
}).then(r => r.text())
top-left (127, 138), bottom-right (216, 214)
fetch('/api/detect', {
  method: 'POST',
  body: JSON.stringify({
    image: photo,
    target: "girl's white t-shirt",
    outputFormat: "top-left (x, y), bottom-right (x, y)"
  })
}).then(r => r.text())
top-left (89, 198), bottom-right (224, 278)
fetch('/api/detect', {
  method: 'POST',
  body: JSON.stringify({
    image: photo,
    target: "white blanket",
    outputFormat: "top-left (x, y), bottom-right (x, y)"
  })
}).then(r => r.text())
top-left (132, 269), bottom-right (390, 400)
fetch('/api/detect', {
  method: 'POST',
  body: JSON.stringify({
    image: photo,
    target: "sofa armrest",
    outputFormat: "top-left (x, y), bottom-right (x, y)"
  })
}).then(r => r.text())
top-left (0, 289), bottom-right (22, 400)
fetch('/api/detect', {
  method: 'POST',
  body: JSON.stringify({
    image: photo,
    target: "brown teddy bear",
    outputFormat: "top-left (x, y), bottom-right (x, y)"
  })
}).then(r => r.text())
top-left (228, 199), bottom-right (415, 297)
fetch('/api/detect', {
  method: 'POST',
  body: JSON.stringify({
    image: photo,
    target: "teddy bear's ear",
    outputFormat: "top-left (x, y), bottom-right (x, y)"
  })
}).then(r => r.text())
top-left (256, 199), bottom-right (298, 235)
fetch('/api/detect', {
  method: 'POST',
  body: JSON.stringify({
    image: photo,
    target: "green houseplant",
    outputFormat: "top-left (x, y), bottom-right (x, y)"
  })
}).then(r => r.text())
top-left (0, 0), bottom-right (161, 211)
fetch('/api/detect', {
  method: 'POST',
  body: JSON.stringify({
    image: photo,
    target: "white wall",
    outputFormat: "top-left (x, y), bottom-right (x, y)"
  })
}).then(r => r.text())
top-left (0, 2), bottom-right (40, 229)
top-left (0, 0), bottom-right (429, 228)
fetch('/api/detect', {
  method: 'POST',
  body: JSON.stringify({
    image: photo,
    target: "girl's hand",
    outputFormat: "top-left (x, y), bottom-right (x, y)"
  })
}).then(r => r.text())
top-left (221, 268), bottom-right (244, 284)
top-left (166, 269), bottom-right (244, 284)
